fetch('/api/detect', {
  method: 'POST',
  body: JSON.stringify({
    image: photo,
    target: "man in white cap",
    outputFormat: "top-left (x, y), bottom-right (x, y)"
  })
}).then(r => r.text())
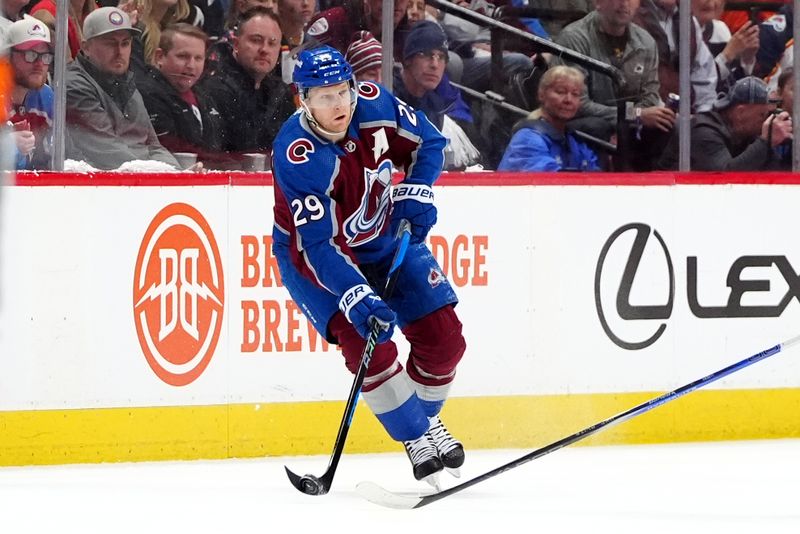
top-left (65, 6), bottom-right (181, 170)
top-left (3, 15), bottom-right (53, 169)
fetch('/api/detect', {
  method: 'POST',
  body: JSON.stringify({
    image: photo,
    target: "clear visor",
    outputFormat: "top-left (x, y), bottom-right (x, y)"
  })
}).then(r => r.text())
top-left (303, 81), bottom-right (357, 109)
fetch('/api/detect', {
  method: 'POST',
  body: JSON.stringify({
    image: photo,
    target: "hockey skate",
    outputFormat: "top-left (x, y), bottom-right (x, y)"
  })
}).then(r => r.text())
top-left (403, 433), bottom-right (443, 489)
top-left (427, 415), bottom-right (465, 478)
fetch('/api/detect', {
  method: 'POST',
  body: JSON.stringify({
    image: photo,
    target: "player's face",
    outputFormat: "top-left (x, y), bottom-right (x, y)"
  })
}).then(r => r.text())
top-left (155, 33), bottom-right (206, 94)
top-left (406, 49), bottom-right (446, 93)
top-left (234, 15), bottom-right (281, 80)
top-left (539, 77), bottom-right (583, 124)
top-left (306, 82), bottom-right (353, 135)
top-left (10, 43), bottom-right (51, 90)
top-left (83, 30), bottom-right (133, 76)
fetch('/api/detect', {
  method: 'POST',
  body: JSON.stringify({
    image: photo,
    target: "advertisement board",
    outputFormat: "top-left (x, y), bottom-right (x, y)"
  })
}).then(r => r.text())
top-left (1, 172), bottom-right (798, 465)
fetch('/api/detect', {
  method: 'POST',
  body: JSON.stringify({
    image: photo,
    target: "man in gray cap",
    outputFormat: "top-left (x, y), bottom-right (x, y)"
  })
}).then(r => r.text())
top-left (65, 6), bottom-right (181, 170)
top-left (658, 76), bottom-right (793, 170)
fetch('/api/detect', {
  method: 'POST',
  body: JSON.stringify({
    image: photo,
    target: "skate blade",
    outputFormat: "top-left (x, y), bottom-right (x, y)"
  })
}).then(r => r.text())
top-left (444, 466), bottom-right (461, 478)
top-left (422, 472), bottom-right (442, 492)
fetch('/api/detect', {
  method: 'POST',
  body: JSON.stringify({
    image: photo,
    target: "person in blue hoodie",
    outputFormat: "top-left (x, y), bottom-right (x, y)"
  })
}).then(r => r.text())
top-left (498, 65), bottom-right (600, 172)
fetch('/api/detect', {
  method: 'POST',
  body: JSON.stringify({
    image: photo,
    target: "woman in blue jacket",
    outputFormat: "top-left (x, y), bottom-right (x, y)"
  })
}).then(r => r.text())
top-left (498, 65), bottom-right (600, 172)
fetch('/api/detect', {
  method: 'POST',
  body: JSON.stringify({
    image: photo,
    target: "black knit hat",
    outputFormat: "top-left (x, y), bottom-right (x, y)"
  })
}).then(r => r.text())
top-left (403, 21), bottom-right (448, 60)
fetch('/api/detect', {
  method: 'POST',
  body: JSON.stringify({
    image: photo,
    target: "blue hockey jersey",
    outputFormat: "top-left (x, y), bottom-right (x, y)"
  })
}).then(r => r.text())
top-left (271, 81), bottom-right (447, 300)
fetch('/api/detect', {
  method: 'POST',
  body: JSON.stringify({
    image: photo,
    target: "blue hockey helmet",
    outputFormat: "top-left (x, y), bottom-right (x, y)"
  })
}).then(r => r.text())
top-left (293, 45), bottom-right (358, 139)
top-left (293, 45), bottom-right (354, 96)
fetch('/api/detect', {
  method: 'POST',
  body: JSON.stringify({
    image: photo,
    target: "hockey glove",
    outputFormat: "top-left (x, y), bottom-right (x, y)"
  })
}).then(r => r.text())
top-left (339, 284), bottom-right (397, 343)
top-left (391, 182), bottom-right (437, 244)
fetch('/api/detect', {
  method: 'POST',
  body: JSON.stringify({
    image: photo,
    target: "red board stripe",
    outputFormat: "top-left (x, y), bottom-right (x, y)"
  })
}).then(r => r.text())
top-left (10, 171), bottom-right (800, 187)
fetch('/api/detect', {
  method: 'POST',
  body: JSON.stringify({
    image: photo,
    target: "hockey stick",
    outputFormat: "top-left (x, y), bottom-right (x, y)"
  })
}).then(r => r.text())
top-left (285, 219), bottom-right (412, 496)
top-left (357, 333), bottom-right (800, 509)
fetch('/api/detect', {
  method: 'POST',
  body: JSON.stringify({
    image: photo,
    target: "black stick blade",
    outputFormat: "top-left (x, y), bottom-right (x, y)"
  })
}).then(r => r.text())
top-left (284, 466), bottom-right (330, 496)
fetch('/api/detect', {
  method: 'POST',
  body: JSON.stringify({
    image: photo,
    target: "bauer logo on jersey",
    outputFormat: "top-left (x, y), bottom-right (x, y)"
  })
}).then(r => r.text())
top-left (343, 159), bottom-right (393, 247)
top-left (133, 203), bottom-right (225, 386)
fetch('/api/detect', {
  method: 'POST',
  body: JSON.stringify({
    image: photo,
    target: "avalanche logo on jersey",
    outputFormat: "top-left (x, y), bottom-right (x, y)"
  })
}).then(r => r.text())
top-left (343, 159), bottom-right (393, 247)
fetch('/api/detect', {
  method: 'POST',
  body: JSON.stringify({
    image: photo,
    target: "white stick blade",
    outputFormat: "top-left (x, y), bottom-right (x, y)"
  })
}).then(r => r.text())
top-left (355, 481), bottom-right (425, 509)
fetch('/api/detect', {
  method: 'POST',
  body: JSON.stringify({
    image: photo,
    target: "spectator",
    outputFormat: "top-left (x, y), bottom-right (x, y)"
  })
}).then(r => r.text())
top-left (201, 7), bottom-right (294, 158)
top-left (406, 0), bottom-right (433, 24)
top-left (553, 0), bottom-right (674, 170)
top-left (754, 4), bottom-right (792, 79)
top-left (65, 7), bottom-right (180, 169)
top-left (438, 1), bottom-right (533, 93)
top-left (224, 0), bottom-right (277, 32)
top-left (1, 54), bottom-right (12, 173)
top-left (633, 0), bottom-right (717, 112)
top-left (693, 0), bottom-right (758, 92)
top-left (207, 0), bottom-right (276, 76)
top-left (719, 0), bottom-right (777, 34)
top-left (4, 15), bottom-right (53, 170)
top-left (305, 0), bottom-right (410, 60)
top-left (658, 76), bottom-right (792, 170)
top-left (775, 67), bottom-right (793, 168)
top-left (128, 0), bottom-right (204, 72)
top-left (393, 20), bottom-right (481, 170)
top-left (1, 0), bottom-right (29, 24)
top-left (344, 30), bottom-right (382, 83)
top-left (190, 0), bottom-right (226, 39)
top-left (777, 68), bottom-right (793, 117)
top-left (498, 65), bottom-right (600, 172)
top-left (1, 0), bottom-right (29, 44)
top-left (528, 0), bottom-right (594, 36)
top-left (136, 23), bottom-right (227, 166)
top-left (277, 0), bottom-right (314, 48)
top-left (29, 0), bottom-right (95, 61)
top-left (275, 0), bottom-right (317, 82)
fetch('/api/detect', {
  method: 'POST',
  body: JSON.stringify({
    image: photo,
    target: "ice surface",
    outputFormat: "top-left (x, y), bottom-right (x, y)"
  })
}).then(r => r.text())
top-left (1, 440), bottom-right (798, 533)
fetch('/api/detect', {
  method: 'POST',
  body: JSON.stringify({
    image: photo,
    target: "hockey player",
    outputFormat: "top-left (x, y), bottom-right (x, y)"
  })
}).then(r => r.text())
top-left (271, 46), bottom-right (466, 486)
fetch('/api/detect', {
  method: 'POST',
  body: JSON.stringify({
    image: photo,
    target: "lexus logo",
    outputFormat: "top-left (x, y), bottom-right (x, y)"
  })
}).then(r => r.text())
top-left (595, 223), bottom-right (800, 350)
top-left (595, 223), bottom-right (675, 350)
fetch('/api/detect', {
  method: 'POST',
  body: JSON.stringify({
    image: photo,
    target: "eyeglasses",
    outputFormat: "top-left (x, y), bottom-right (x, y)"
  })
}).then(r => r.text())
top-left (12, 49), bottom-right (55, 65)
top-left (413, 51), bottom-right (447, 63)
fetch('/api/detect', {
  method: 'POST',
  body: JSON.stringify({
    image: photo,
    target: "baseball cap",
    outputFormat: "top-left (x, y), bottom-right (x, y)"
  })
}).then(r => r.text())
top-left (4, 15), bottom-right (51, 51)
top-left (83, 7), bottom-right (141, 41)
top-left (713, 76), bottom-right (781, 110)
top-left (345, 31), bottom-right (382, 76)
top-left (403, 20), bottom-right (448, 61)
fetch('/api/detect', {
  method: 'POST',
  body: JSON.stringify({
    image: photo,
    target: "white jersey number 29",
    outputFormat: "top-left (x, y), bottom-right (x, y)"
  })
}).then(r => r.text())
top-left (396, 99), bottom-right (418, 127)
top-left (292, 195), bottom-right (325, 226)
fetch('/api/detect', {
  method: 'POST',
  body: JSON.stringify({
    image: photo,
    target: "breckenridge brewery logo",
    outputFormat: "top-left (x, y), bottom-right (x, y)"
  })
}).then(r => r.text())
top-left (133, 203), bottom-right (225, 386)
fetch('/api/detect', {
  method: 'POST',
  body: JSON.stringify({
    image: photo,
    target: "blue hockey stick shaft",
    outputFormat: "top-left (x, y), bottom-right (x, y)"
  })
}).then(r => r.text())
top-left (408, 333), bottom-right (800, 508)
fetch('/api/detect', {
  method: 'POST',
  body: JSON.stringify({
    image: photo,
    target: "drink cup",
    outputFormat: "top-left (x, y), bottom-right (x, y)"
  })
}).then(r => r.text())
top-left (242, 153), bottom-right (267, 171)
top-left (174, 152), bottom-right (198, 169)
